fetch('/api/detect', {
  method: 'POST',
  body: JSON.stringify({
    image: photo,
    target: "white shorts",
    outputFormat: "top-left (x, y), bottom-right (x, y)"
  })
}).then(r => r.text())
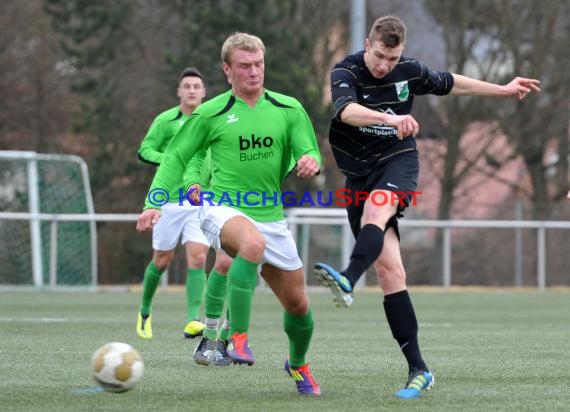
top-left (200, 205), bottom-right (302, 271)
top-left (152, 202), bottom-right (209, 251)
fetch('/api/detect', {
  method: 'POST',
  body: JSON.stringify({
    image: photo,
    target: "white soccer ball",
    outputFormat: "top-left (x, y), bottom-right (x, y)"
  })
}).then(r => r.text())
top-left (91, 342), bottom-right (144, 393)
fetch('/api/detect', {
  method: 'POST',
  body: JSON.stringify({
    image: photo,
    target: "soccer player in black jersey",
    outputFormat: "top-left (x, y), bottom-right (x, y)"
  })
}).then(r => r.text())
top-left (314, 15), bottom-right (540, 399)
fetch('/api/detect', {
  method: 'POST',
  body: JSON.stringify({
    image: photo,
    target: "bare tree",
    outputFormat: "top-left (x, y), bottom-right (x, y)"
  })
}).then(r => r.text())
top-left (424, 0), bottom-right (569, 220)
top-left (494, 0), bottom-right (570, 217)
top-left (0, 0), bottom-right (75, 152)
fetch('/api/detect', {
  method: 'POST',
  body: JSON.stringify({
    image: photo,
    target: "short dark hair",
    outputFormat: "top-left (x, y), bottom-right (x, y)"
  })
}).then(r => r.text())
top-left (368, 15), bottom-right (406, 48)
top-left (178, 67), bottom-right (204, 84)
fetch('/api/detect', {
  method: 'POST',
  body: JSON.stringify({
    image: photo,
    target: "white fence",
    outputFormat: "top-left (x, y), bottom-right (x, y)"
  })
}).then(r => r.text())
top-left (1, 208), bottom-right (570, 290)
top-left (287, 208), bottom-right (570, 291)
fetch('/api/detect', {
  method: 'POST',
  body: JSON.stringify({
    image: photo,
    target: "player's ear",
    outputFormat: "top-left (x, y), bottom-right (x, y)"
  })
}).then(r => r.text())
top-left (223, 63), bottom-right (233, 85)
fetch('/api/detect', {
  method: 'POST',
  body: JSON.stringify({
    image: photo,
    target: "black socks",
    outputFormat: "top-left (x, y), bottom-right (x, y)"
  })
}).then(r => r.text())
top-left (383, 290), bottom-right (428, 373)
top-left (342, 224), bottom-right (384, 286)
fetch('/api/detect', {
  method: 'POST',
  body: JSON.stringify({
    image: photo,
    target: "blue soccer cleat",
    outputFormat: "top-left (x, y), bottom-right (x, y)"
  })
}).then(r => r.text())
top-left (314, 262), bottom-right (354, 308)
top-left (284, 359), bottom-right (321, 396)
top-left (396, 370), bottom-right (434, 399)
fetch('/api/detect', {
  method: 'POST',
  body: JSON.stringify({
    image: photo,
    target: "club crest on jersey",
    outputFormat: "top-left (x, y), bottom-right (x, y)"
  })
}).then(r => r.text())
top-left (395, 81), bottom-right (409, 101)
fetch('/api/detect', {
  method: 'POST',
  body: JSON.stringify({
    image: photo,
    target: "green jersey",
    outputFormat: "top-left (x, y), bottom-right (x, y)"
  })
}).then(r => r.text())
top-left (138, 106), bottom-right (189, 165)
top-left (145, 89), bottom-right (322, 221)
top-left (138, 106), bottom-right (211, 203)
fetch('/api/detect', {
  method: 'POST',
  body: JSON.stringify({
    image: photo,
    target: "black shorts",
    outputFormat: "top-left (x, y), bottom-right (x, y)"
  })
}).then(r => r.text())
top-left (344, 149), bottom-right (419, 238)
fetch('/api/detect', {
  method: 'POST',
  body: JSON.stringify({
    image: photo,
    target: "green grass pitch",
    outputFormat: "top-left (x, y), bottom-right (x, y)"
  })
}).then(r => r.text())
top-left (1, 289), bottom-right (569, 411)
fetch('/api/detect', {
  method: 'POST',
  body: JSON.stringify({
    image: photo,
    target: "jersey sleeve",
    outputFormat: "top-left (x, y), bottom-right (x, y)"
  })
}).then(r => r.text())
top-left (144, 114), bottom-right (209, 209)
top-left (289, 106), bottom-right (322, 166)
top-left (137, 118), bottom-right (168, 166)
top-left (412, 62), bottom-right (454, 96)
top-left (330, 65), bottom-right (359, 121)
top-left (183, 147), bottom-right (206, 188)
top-left (183, 148), bottom-right (213, 192)
top-left (200, 149), bottom-right (213, 190)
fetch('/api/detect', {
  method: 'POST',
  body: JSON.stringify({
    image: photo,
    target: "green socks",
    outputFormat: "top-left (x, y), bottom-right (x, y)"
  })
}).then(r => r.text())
top-left (219, 310), bottom-right (231, 341)
top-left (140, 261), bottom-right (165, 315)
top-left (141, 256), bottom-right (258, 341)
top-left (185, 268), bottom-right (206, 322)
top-left (284, 309), bottom-right (314, 368)
top-left (205, 270), bottom-right (228, 319)
top-left (204, 270), bottom-right (228, 340)
top-left (227, 255), bottom-right (258, 334)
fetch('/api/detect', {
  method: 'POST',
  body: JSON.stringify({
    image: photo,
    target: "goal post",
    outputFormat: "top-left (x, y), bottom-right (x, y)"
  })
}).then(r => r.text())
top-left (0, 151), bottom-right (97, 287)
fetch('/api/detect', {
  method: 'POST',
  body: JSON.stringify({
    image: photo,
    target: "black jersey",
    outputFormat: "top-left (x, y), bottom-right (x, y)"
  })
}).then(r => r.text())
top-left (329, 51), bottom-right (454, 177)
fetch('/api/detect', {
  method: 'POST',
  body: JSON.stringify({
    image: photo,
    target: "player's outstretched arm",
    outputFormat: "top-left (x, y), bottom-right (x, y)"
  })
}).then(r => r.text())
top-left (136, 209), bottom-right (161, 232)
top-left (450, 74), bottom-right (541, 99)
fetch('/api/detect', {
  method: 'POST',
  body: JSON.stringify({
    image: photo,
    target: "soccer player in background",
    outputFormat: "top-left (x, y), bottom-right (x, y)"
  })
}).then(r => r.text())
top-left (137, 32), bottom-right (322, 396)
top-left (314, 15), bottom-right (541, 399)
top-left (136, 67), bottom-right (232, 345)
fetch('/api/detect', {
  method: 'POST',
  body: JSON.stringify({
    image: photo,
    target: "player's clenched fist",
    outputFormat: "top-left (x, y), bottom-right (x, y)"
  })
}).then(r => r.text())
top-left (296, 155), bottom-right (320, 178)
top-left (136, 209), bottom-right (161, 232)
top-left (389, 114), bottom-right (419, 139)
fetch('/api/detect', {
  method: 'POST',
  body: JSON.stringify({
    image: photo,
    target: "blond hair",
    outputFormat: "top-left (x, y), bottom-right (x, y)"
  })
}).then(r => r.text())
top-left (221, 32), bottom-right (265, 64)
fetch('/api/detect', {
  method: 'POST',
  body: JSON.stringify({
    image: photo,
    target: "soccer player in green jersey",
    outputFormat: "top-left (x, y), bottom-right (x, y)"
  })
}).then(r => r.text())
top-left (136, 67), bottom-right (232, 345)
top-left (137, 32), bottom-right (322, 395)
